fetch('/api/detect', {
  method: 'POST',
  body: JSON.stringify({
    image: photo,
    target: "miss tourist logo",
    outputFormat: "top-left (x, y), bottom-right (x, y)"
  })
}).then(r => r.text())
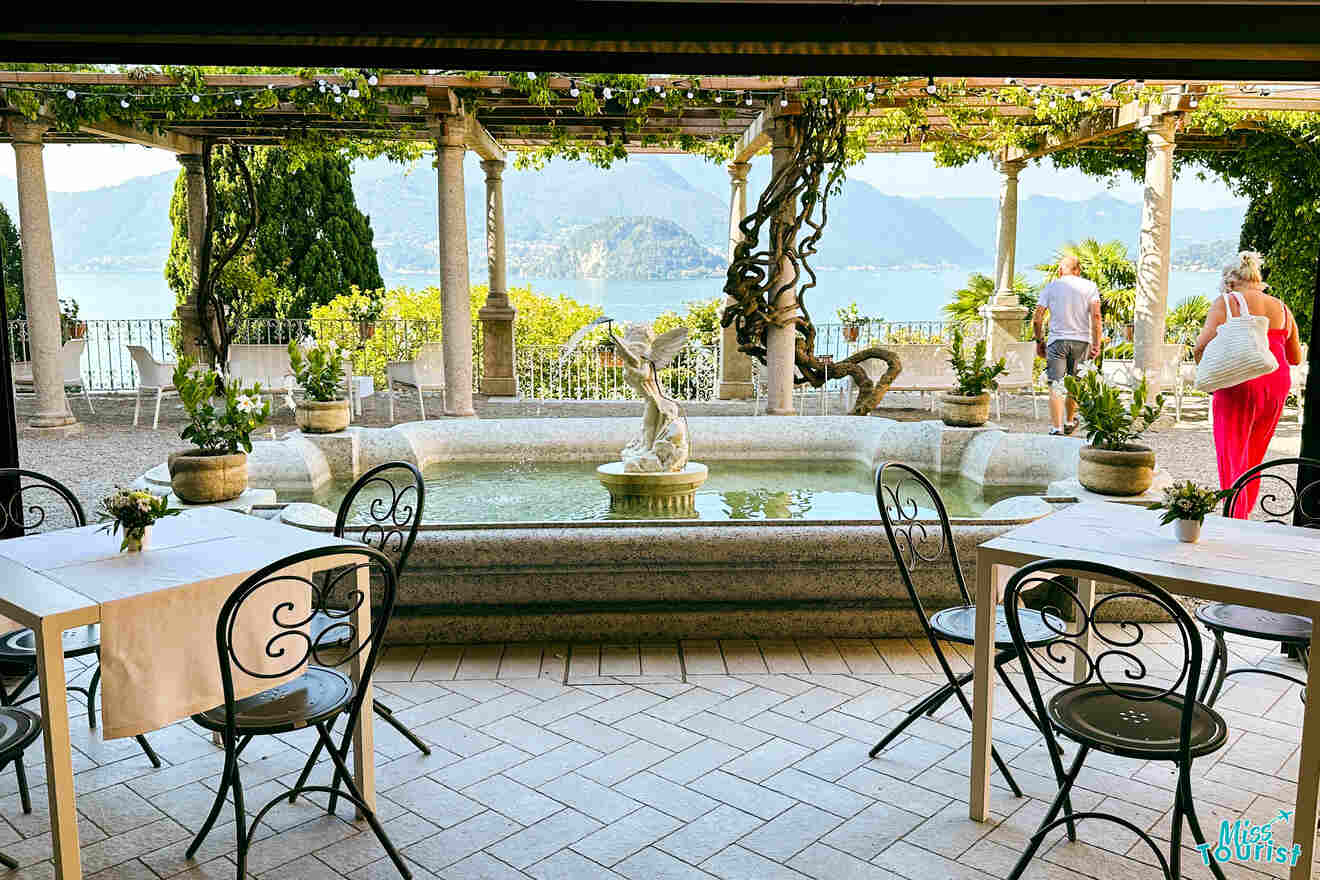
top-left (1197, 814), bottom-right (1302, 868)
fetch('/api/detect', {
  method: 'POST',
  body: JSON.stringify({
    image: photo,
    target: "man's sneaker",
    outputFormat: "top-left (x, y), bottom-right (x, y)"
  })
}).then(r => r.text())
top-left (1048, 427), bottom-right (1065, 436)
top-left (1064, 421), bottom-right (1078, 435)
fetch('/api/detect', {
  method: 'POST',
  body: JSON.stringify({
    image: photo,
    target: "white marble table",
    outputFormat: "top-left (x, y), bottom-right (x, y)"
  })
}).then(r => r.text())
top-left (0, 507), bottom-right (374, 880)
top-left (971, 501), bottom-right (1320, 880)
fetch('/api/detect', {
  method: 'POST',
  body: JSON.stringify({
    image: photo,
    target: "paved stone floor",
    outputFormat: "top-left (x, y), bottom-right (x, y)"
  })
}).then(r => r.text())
top-left (4, 632), bottom-right (1311, 879)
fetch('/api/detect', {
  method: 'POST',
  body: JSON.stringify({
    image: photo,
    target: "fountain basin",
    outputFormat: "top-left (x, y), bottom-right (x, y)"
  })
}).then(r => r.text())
top-left (139, 416), bottom-right (1084, 641)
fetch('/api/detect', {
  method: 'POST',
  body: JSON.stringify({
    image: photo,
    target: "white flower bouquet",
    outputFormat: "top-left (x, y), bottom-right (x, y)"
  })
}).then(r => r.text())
top-left (96, 488), bottom-right (180, 552)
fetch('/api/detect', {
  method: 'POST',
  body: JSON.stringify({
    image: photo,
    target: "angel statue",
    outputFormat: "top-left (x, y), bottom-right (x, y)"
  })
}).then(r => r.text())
top-left (608, 323), bottom-right (691, 473)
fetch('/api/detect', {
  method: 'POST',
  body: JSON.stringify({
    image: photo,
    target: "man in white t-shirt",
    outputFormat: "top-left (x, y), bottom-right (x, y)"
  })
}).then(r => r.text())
top-left (1033, 254), bottom-right (1102, 435)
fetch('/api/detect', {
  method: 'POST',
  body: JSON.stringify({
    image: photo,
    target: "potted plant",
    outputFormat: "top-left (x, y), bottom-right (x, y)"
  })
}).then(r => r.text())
top-left (59, 297), bottom-right (85, 341)
top-left (1064, 368), bottom-right (1165, 496)
top-left (1148, 480), bottom-right (1228, 543)
top-left (288, 337), bottom-right (350, 433)
top-left (836, 302), bottom-right (869, 343)
top-left (939, 324), bottom-right (1007, 427)
top-left (167, 356), bottom-right (270, 503)
top-left (96, 487), bottom-right (180, 552)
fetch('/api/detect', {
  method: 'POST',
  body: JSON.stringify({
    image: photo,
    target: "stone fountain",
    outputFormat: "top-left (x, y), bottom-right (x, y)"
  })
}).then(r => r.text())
top-left (595, 323), bottom-right (708, 514)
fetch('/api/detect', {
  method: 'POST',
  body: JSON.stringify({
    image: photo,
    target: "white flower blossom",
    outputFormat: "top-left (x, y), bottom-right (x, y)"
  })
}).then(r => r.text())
top-left (284, 389), bottom-right (297, 413)
top-left (235, 394), bottom-right (259, 415)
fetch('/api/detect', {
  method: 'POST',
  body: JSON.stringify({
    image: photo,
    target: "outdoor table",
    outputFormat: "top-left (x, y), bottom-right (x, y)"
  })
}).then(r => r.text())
top-left (970, 500), bottom-right (1320, 879)
top-left (0, 506), bottom-right (376, 880)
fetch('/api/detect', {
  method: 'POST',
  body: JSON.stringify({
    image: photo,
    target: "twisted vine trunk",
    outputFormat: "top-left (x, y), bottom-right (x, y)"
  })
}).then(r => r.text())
top-left (719, 98), bottom-right (902, 414)
top-left (197, 140), bottom-right (259, 370)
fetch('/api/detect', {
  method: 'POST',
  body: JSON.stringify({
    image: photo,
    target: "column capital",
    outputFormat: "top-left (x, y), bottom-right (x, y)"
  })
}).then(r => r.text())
top-left (480, 158), bottom-right (505, 179)
top-left (993, 157), bottom-right (1025, 178)
top-left (727, 161), bottom-right (751, 182)
top-left (177, 153), bottom-right (204, 173)
top-left (1139, 116), bottom-right (1178, 150)
top-left (4, 117), bottom-right (49, 145)
top-left (429, 114), bottom-right (468, 149)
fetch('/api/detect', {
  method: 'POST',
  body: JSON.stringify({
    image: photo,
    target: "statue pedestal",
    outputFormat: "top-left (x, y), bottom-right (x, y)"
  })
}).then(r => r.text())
top-left (596, 462), bottom-right (709, 515)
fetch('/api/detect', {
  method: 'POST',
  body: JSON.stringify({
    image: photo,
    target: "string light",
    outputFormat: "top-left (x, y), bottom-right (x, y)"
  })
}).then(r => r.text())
top-left (602, 86), bottom-right (613, 99)
top-left (348, 88), bottom-right (360, 98)
top-left (65, 89), bottom-right (76, 100)
top-left (686, 89), bottom-right (694, 99)
top-left (366, 73), bottom-right (379, 87)
top-left (191, 94), bottom-right (201, 103)
top-left (779, 92), bottom-right (788, 108)
top-left (818, 95), bottom-right (827, 106)
top-left (119, 98), bottom-right (129, 108)
top-left (865, 87), bottom-right (874, 102)
top-left (1134, 79), bottom-right (1146, 90)
top-left (714, 93), bottom-right (722, 103)
top-left (632, 94), bottom-right (640, 104)
top-left (526, 72), bottom-right (537, 81)
top-left (744, 91), bottom-right (752, 106)
top-left (925, 77), bottom-right (937, 95)
top-left (569, 80), bottom-right (580, 97)
top-left (1004, 77), bottom-right (1018, 86)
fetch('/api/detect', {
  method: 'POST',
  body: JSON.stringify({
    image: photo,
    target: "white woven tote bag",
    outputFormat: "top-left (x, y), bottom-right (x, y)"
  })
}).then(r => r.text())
top-left (1194, 290), bottom-right (1278, 393)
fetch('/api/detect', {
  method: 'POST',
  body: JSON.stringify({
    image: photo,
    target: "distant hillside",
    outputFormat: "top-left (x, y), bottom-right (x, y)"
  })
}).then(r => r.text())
top-left (915, 193), bottom-right (1244, 268)
top-left (508, 217), bottom-right (726, 279)
top-left (1173, 238), bottom-right (1239, 271)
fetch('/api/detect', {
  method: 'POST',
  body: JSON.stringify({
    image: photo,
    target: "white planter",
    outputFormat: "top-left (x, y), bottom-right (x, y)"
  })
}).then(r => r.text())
top-left (1174, 518), bottom-right (1202, 543)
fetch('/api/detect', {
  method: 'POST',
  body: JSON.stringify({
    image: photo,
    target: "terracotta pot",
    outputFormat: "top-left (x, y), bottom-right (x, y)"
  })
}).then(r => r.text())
top-left (296, 398), bottom-right (351, 434)
top-left (1174, 518), bottom-right (1202, 543)
top-left (1077, 443), bottom-right (1156, 496)
top-left (939, 392), bottom-right (991, 427)
top-left (842, 325), bottom-right (861, 342)
top-left (358, 321), bottom-right (376, 341)
top-left (1123, 324), bottom-right (1135, 342)
top-left (168, 450), bottom-right (247, 503)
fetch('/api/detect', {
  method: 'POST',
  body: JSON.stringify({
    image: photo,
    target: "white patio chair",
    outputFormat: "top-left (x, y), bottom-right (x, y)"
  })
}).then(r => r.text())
top-left (228, 343), bottom-right (356, 413)
top-left (993, 341), bottom-right (1036, 421)
top-left (126, 345), bottom-right (177, 430)
top-left (387, 343), bottom-right (446, 422)
top-left (12, 338), bottom-right (93, 414)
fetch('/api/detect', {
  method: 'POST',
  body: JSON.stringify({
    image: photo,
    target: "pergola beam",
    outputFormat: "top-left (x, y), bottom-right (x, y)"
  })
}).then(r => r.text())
top-left (74, 116), bottom-right (202, 154)
top-left (733, 107), bottom-right (773, 162)
top-left (465, 118), bottom-right (505, 162)
top-left (1002, 92), bottom-right (1190, 162)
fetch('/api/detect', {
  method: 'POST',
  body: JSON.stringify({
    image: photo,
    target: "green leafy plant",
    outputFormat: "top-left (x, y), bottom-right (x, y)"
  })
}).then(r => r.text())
top-left (835, 302), bottom-right (868, 327)
top-left (1148, 480), bottom-right (1230, 525)
top-left (947, 324), bottom-right (1007, 396)
top-left (96, 487), bottom-right (181, 551)
top-left (288, 337), bottom-right (346, 401)
top-left (1064, 369), bottom-right (1165, 450)
top-left (173, 355), bottom-right (270, 454)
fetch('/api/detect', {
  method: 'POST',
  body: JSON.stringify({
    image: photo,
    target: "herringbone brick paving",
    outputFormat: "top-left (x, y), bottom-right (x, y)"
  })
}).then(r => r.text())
top-left (5, 632), bottom-right (1309, 879)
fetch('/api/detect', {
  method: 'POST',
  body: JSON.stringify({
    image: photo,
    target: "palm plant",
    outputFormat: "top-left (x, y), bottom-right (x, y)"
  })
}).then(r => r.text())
top-left (943, 271), bottom-right (1035, 326)
top-left (1166, 295), bottom-right (1211, 344)
top-left (1036, 238), bottom-right (1137, 335)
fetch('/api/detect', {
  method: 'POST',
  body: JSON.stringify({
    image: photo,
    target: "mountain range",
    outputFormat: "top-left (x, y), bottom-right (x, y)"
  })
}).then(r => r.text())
top-left (0, 155), bottom-right (1245, 283)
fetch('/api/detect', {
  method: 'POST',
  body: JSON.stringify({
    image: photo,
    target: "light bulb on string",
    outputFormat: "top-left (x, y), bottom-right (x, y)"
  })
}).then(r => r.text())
top-left (819, 95), bottom-right (827, 106)
top-left (1004, 77), bottom-right (1017, 86)
top-left (235, 97), bottom-right (243, 106)
top-left (632, 94), bottom-right (640, 104)
top-left (925, 76), bottom-right (937, 95)
top-left (191, 94), bottom-right (201, 103)
top-left (527, 72), bottom-right (537, 81)
top-left (653, 85), bottom-right (662, 94)
top-left (865, 87), bottom-right (874, 102)
top-left (1134, 79), bottom-right (1146, 90)
top-left (120, 98), bottom-right (129, 108)
top-left (570, 80), bottom-right (580, 97)
top-left (744, 91), bottom-right (752, 106)
top-left (1190, 95), bottom-right (1200, 108)
top-left (367, 73), bottom-right (378, 87)
top-left (714, 93), bottom-right (722, 103)
top-left (779, 92), bottom-right (788, 107)
top-left (65, 89), bottom-right (76, 100)
top-left (603, 86), bottom-right (613, 99)
top-left (686, 88), bottom-right (694, 99)
top-left (348, 88), bottom-right (360, 98)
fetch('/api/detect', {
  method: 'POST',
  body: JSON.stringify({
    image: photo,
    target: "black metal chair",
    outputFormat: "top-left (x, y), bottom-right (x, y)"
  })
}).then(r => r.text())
top-left (0, 469), bottom-right (160, 811)
top-left (0, 705), bottom-right (40, 870)
top-left (1003, 558), bottom-right (1229, 880)
top-left (1195, 456), bottom-right (1320, 707)
top-left (288, 461), bottom-right (426, 804)
top-left (186, 543), bottom-right (410, 880)
top-left (870, 462), bottom-right (1060, 799)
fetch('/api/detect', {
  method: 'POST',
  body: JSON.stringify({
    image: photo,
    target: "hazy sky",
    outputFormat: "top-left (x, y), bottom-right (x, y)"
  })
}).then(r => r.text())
top-left (0, 142), bottom-right (1247, 212)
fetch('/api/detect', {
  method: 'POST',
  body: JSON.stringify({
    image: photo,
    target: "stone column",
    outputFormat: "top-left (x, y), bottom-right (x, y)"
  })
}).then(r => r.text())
top-left (477, 159), bottom-right (517, 398)
top-left (6, 118), bottom-right (75, 431)
top-left (433, 118), bottom-right (477, 417)
top-left (979, 158), bottom-right (1029, 361)
top-left (765, 119), bottom-right (799, 416)
top-left (717, 161), bottom-right (755, 400)
top-left (1134, 118), bottom-right (1177, 393)
top-left (175, 153), bottom-right (209, 362)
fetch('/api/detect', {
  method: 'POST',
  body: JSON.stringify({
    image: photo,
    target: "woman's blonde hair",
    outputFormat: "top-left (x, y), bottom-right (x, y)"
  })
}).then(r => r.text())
top-left (1220, 250), bottom-right (1265, 294)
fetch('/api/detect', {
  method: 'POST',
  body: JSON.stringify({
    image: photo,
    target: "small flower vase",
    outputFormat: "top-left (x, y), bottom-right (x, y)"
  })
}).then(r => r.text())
top-left (1174, 518), bottom-right (1202, 544)
top-left (122, 525), bottom-right (151, 553)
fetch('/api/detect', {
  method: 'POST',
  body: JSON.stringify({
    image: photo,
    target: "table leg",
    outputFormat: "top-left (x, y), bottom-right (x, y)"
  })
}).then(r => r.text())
top-left (970, 553), bottom-right (997, 822)
top-left (1290, 616), bottom-right (1320, 880)
top-left (350, 564), bottom-right (376, 820)
top-left (1075, 578), bottom-right (1097, 684)
top-left (35, 619), bottom-right (81, 880)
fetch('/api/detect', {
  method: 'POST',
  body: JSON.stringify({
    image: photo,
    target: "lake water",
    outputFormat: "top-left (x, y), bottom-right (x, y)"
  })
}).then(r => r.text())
top-left (53, 267), bottom-right (1220, 324)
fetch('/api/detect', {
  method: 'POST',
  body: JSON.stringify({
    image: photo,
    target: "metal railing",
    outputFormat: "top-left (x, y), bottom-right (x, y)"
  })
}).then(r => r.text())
top-left (6, 318), bottom-right (974, 398)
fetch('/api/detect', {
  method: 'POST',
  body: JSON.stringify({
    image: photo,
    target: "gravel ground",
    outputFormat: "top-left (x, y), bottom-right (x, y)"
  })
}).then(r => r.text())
top-left (12, 386), bottom-right (1303, 509)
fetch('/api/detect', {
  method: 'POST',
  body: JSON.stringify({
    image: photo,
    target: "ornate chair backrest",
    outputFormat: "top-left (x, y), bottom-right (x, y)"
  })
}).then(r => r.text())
top-left (1003, 558), bottom-right (1203, 764)
top-left (874, 462), bottom-right (969, 624)
top-left (213, 544), bottom-right (396, 741)
top-left (0, 468), bottom-right (86, 538)
top-left (1223, 456), bottom-right (1320, 526)
top-left (998, 341), bottom-right (1036, 389)
top-left (333, 462), bottom-right (425, 577)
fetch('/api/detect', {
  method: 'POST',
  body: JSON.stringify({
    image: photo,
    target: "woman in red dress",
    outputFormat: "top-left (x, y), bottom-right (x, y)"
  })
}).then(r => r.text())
top-left (1193, 252), bottom-right (1305, 518)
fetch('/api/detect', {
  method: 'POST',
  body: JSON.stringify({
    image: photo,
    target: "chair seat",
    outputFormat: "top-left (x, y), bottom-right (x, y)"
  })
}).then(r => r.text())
top-left (0, 624), bottom-right (100, 663)
top-left (1048, 683), bottom-right (1228, 759)
top-left (0, 707), bottom-right (41, 760)
top-left (929, 605), bottom-right (1064, 648)
top-left (1195, 602), bottom-right (1312, 645)
top-left (192, 667), bottom-right (354, 736)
